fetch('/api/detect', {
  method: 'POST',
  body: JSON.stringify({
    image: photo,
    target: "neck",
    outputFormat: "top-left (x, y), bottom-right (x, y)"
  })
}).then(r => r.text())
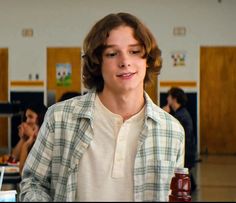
top-left (98, 89), bottom-right (145, 121)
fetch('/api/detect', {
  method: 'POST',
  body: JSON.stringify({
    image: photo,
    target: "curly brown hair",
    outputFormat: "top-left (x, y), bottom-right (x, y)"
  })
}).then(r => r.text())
top-left (82, 12), bottom-right (162, 92)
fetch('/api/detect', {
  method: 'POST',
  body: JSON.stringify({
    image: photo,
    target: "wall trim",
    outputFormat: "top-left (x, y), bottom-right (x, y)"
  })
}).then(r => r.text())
top-left (10, 80), bottom-right (44, 87)
top-left (160, 81), bottom-right (197, 88)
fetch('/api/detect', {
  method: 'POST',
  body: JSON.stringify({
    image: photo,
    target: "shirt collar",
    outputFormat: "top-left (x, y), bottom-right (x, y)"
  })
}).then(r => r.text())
top-left (71, 89), bottom-right (96, 121)
top-left (144, 91), bottom-right (161, 124)
top-left (71, 89), bottom-right (161, 124)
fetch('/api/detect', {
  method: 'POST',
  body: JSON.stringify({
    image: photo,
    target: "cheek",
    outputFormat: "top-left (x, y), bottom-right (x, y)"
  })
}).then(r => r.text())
top-left (29, 116), bottom-right (38, 125)
top-left (140, 58), bottom-right (147, 68)
top-left (28, 118), bottom-right (34, 124)
top-left (100, 64), bottom-right (107, 79)
top-left (140, 61), bottom-right (148, 75)
top-left (34, 118), bottom-right (38, 124)
top-left (101, 61), bottom-right (115, 77)
top-left (167, 97), bottom-right (171, 104)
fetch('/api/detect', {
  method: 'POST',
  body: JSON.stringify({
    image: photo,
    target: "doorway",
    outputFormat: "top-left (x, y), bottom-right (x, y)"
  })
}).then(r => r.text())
top-left (145, 74), bottom-right (158, 105)
top-left (0, 48), bottom-right (8, 151)
top-left (200, 46), bottom-right (236, 154)
top-left (47, 47), bottom-right (81, 106)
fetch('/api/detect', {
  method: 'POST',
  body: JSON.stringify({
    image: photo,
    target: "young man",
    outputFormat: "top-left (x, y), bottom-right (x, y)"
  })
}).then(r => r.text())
top-left (20, 13), bottom-right (185, 201)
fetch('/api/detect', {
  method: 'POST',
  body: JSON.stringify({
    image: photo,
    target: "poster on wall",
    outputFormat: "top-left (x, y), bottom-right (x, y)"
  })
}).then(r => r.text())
top-left (56, 63), bottom-right (72, 87)
top-left (171, 51), bottom-right (186, 67)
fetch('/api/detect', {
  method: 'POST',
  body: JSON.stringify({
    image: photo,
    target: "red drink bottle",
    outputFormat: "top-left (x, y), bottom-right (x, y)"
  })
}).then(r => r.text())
top-left (169, 167), bottom-right (192, 202)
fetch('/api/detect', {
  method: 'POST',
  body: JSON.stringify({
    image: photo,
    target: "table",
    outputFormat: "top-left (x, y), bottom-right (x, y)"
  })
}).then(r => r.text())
top-left (1, 165), bottom-right (21, 191)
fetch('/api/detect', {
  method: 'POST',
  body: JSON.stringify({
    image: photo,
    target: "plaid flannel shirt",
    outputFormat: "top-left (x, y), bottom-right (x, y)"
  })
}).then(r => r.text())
top-left (20, 89), bottom-right (184, 202)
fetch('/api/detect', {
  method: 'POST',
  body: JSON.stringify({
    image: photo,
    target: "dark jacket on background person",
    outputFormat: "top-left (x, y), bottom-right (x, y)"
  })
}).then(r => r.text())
top-left (173, 107), bottom-right (196, 169)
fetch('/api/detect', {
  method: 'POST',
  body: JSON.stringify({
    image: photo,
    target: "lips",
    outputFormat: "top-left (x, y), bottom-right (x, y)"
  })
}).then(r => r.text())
top-left (117, 72), bottom-right (136, 78)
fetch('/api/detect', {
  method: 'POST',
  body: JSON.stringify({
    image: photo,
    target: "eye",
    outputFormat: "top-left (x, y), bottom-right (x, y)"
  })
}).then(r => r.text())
top-left (106, 52), bottom-right (117, 57)
top-left (105, 52), bottom-right (118, 58)
top-left (131, 50), bottom-right (141, 54)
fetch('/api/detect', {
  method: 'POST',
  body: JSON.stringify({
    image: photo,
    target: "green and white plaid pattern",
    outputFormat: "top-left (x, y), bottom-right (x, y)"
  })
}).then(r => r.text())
top-left (20, 89), bottom-right (184, 202)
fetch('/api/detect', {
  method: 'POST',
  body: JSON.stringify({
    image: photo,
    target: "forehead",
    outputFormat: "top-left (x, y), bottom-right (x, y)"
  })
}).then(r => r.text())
top-left (26, 109), bottom-right (37, 117)
top-left (105, 26), bottom-right (139, 45)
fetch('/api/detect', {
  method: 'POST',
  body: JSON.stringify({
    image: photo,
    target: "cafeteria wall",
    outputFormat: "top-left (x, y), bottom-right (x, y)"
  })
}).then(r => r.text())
top-left (0, 0), bottom-right (236, 152)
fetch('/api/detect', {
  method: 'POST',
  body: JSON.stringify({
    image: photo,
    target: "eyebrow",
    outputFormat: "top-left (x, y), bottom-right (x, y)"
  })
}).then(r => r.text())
top-left (104, 43), bottom-right (142, 49)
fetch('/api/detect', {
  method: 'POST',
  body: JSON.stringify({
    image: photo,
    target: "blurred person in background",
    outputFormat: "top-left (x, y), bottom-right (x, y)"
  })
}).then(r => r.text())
top-left (163, 87), bottom-right (197, 192)
top-left (10, 103), bottom-right (47, 173)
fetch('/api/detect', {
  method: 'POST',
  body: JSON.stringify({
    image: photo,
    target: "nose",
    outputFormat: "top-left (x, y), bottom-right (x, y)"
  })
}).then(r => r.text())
top-left (119, 63), bottom-right (130, 68)
top-left (118, 52), bottom-right (131, 68)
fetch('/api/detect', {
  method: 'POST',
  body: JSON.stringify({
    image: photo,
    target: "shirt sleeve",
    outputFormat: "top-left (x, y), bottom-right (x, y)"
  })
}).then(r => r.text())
top-left (19, 110), bottom-right (54, 201)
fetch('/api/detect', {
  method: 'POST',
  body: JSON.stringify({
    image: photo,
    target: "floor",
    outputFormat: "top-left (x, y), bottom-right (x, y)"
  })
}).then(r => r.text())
top-left (191, 155), bottom-right (236, 202)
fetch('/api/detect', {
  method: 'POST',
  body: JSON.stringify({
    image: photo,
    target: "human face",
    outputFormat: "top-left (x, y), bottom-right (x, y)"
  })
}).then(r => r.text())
top-left (167, 95), bottom-right (175, 109)
top-left (101, 26), bottom-right (147, 94)
top-left (25, 109), bottom-right (38, 128)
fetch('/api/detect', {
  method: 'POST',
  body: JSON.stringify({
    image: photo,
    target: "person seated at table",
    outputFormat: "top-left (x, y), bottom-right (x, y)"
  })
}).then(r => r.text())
top-left (10, 102), bottom-right (47, 173)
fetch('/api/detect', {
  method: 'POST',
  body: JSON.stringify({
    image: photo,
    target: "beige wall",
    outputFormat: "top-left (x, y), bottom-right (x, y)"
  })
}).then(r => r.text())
top-left (0, 0), bottom-right (235, 85)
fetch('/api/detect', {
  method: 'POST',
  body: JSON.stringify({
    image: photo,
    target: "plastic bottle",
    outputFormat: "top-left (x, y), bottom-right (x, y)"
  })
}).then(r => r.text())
top-left (169, 167), bottom-right (192, 202)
